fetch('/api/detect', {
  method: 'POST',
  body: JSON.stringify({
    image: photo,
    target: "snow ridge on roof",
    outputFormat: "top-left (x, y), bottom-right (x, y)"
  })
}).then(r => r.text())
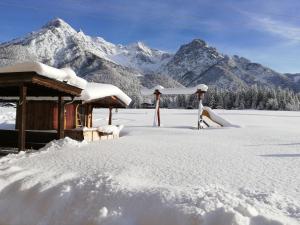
top-left (0, 61), bottom-right (87, 89)
top-left (79, 82), bottom-right (132, 106)
top-left (141, 84), bottom-right (208, 95)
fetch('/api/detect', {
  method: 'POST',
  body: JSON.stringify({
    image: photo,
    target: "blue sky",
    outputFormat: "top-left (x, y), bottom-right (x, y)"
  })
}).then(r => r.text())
top-left (0, 0), bottom-right (300, 73)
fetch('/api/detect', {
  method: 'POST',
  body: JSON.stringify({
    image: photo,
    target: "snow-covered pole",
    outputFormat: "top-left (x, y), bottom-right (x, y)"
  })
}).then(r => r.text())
top-left (196, 84), bottom-right (208, 129)
top-left (197, 91), bottom-right (204, 129)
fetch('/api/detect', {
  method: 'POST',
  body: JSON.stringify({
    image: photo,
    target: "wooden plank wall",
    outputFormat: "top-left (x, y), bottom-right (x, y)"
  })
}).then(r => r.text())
top-left (16, 101), bottom-right (78, 130)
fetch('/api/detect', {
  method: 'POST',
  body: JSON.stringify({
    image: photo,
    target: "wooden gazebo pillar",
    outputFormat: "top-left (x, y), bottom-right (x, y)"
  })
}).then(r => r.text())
top-left (17, 85), bottom-right (27, 151)
top-left (108, 107), bottom-right (112, 125)
top-left (84, 104), bottom-right (93, 128)
top-left (57, 96), bottom-right (65, 139)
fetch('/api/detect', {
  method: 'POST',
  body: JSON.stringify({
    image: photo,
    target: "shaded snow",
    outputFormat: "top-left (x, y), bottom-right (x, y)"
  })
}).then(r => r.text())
top-left (0, 108), bottom-right (299, 225)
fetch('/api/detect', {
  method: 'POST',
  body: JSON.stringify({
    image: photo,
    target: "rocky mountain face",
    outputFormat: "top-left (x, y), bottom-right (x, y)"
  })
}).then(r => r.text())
top-left (160, 39), bottom-right (300, 91)
top-left (0, 18), bottom-right (299, 105)
top-left (0, 18), bottom-right (181, 105)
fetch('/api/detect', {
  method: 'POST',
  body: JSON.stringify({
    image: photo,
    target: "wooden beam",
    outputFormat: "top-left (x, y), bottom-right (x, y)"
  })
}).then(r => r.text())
top-left (17, 85), bottom-right (27, 151)
top-left (0, 72), bottom-right (82, 96)
top-left (108, 107), bottom-right (112, 125)
top-left (57, 96), bottom-right (65, 139)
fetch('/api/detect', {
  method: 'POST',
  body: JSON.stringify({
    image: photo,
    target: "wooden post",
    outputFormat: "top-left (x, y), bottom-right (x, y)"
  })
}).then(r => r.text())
top-left (108, 107), bottom-right (112, 125)
top-left (197, 91), bottom-right (201, 130)
top-left (57, 96), bottom-right (65, 139)
top-left (18, 85), bottom-right (27, 151)
top-left (155, 91), bottom-right (161, 127)
top-left (89, 105), bottom-right (93, 128)
top-left (197, 91), bottom-right (201, 101)
top-left (84, 104), bottom-right (88, 127)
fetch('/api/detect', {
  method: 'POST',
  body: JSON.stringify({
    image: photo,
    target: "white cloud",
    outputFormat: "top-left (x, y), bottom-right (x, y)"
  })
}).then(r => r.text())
top-left (252, 16), bottom-right (300, 43)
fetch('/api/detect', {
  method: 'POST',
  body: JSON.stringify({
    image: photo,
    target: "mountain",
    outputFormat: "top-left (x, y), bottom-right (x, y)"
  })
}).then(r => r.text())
top-left (160, 39), bottom-right (299, 91)
top-left (0, 18), bottom-right (181, 105)
top-left (0, 18), bottom-right (299, 105)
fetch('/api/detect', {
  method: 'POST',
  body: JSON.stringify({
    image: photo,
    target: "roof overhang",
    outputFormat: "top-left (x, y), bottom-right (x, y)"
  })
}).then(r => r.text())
top-left (84, 96), bottom-right (127, 108)
top-left (0, 72), bottom-right (83, 98)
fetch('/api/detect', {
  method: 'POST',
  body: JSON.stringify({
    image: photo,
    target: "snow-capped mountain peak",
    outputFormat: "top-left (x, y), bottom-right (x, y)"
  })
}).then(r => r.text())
top-left (129, 41), bottom-right (153, 55)
top-left (42, 18), bottom-right (74, 30)
top-left (0, 18), bottom-right (172, 74)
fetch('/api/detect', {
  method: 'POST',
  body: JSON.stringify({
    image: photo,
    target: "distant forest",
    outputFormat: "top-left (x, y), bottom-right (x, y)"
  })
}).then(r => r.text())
top-left (141, 85), bottom-right (300, 111)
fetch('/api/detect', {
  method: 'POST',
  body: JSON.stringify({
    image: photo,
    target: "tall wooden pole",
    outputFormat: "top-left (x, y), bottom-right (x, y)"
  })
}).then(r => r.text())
top-left (18, 85), bottom-right (27, 151)
top-left (155, 91), bottom-right (161, 127)
top-left (57, 96), bottom-right (65, 139)
top-left (108, 107), bottom-right (112, 125)
top-left (197, 91), bottom-right (201, 130)
top-left (89, 105), bottom-right (93, 128)
top-left (156, 92), bottom-right (160, 127)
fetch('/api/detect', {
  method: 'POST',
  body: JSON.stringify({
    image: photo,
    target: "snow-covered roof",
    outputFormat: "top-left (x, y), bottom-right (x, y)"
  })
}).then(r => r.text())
top-left (0, 62), bottom-right (87, 89)
top-left (141, 84), bottom-right (208, 96)
top-left (78, 82), bottom-right (132, 106)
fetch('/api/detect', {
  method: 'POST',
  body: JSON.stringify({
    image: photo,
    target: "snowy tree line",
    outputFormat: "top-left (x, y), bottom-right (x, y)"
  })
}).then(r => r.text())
top-left (140, 85), bottom-right (300, 111)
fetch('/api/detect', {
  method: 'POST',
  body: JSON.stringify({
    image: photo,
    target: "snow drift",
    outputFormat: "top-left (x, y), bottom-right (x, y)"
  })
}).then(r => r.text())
top-left (0, 108), bottom-right (299, 225)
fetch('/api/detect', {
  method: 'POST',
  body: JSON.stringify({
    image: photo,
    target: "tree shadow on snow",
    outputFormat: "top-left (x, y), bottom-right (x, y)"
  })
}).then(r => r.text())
top-left (247, 143), bottom-right (300, 147)
top-left (259, 153), bottom-right (300, 158)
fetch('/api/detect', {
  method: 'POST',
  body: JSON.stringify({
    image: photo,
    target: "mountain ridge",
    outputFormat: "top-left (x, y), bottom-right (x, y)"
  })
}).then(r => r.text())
top-left (0, 18), bottom-right (299, 105)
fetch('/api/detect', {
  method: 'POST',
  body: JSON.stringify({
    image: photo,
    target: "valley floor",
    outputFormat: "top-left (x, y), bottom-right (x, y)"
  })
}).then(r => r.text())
top-left (0, 107), bottom-right (299, 225)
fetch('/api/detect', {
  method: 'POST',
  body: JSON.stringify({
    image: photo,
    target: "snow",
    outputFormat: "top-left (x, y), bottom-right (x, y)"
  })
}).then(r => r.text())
top-left (0, 61), bottom-right (87, 89)
top-left (141, 84), bottom-right (208, 95)
top-left (78, 82), bottom-right (132, 106)
top-left (203, 106), bottom-right (239, 127)
top-left (0, 107), bottom-right (299, 225)
top-left (97, 125), bottom-right (124, 135)
top-left (0, 107), bottom-right (15, 130)
top-left (108, 41), bottom-right (172, 74)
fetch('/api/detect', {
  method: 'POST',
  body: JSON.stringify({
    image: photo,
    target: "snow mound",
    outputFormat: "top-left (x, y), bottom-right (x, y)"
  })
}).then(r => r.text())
top-left (97, 124), bottom-right (124, 135)
top-left (0, 61), bottom-right (87, 89)
top-left (0, 168), bottom-right (297, 225)
top-left (39, 137), bottom-right (87, 151)
top-left (203, 106), bottom-right (240, 128)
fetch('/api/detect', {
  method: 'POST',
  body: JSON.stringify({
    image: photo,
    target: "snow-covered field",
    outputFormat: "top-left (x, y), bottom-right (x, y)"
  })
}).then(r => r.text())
top-left (0, 107), bottom-right (299, 225)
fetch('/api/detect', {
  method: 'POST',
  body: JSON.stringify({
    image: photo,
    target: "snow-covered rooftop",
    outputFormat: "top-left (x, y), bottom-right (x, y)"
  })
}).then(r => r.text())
top-left (78, 82), bottom-right (132, 106)
top-left (141, 84), bottom-right (208, 95)
top-left (0, 62), bottom-right (87, 89)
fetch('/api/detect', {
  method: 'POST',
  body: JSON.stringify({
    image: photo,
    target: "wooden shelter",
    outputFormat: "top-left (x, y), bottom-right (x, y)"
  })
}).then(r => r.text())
top-left (0, 71), bottom-right (83, 151)
top-left (6, 82), bottom-right (132, 143)
top-left (0, 62), bottom-right (131, 151)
